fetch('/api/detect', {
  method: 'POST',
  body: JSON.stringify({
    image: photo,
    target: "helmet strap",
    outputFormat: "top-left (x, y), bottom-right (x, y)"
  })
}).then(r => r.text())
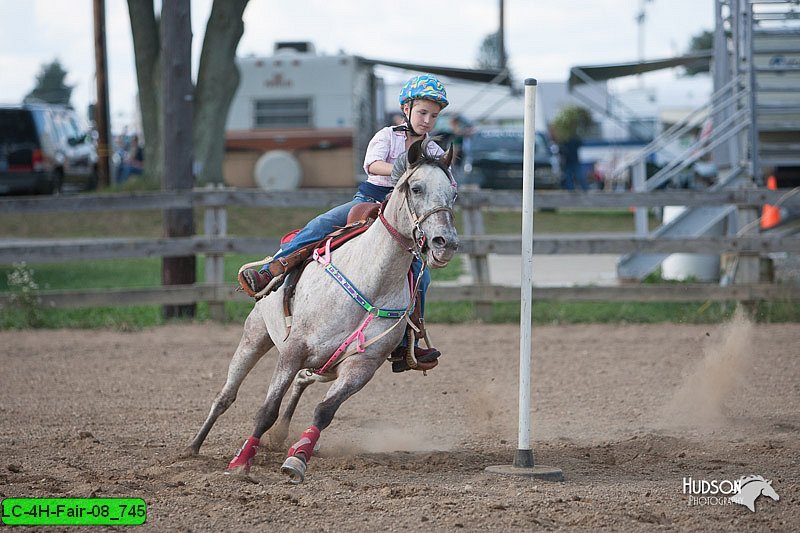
top-left (402, 100), bottom-right (420, 137)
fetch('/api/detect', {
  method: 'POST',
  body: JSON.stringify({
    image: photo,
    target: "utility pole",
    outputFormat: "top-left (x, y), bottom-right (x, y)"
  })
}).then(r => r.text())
top-left (92, 0), bottom-right (111, 188)
top-left (498, 0), bottom-right (507, 70)
top-left (636, 0), bottom-right (653, 87)
top-left (161, 0), bottom-right (196, 319)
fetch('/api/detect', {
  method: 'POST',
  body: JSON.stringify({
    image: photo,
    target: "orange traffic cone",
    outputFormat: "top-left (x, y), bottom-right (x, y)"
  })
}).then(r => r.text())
top-left (761, 175), bottom-right (780, 229)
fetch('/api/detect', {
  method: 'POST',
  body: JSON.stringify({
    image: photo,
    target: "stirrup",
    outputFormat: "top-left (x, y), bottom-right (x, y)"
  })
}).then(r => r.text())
top-left (237, 268), bottom-right (272, 298)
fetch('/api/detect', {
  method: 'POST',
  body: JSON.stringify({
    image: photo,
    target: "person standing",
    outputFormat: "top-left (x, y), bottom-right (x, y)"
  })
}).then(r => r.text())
top-left (118, 134), bottom-right (144, 183)
top-left (559, 134), bottom-right (587, 191)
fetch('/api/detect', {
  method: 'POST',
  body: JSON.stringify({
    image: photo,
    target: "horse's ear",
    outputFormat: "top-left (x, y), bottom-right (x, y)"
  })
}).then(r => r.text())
top-left (390, 155), bottom-right (408, 185)
top-left (406, 139), bottom-right (424, 166)
top-left (441, 143), bottom-right (454, 168)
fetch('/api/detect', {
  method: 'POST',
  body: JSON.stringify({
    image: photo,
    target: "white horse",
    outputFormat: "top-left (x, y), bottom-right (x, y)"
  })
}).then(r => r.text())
top-left (186, 140), bottom-right (459, 483)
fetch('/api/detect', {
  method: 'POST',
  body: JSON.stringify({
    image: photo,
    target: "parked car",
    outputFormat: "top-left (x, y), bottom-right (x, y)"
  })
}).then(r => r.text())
top-left (0, 103), bottom-right (98, 195)
top-left (462, 128), bottom-right (561, 189)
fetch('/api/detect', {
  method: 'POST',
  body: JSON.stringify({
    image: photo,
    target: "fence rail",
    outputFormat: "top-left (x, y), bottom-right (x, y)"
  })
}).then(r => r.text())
top-left (1, 188), bottom-right (799, 313)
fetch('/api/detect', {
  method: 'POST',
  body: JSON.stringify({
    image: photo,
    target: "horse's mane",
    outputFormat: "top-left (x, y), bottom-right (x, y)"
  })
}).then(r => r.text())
top-left (411, 137), bottom-right (452, 174)
top-left (738, 474), bottom-right (768, 485)
top-left (393, 137), bottom-right (454, 190)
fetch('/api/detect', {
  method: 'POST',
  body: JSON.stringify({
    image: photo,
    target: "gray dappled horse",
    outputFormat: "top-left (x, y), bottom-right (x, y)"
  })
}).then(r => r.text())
top-left (187, 140), bottom-right (459, 483)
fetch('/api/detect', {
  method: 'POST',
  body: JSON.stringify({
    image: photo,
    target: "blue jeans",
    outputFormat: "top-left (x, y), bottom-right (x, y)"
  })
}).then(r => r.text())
top-left (268, 191), bottom-right (376, 260)
top-left (117, 164), bottom-right (142, 184)
top-left (562, 163), bottom-right (588, 191)
top-left (262, 191), bottom-right (429, 317)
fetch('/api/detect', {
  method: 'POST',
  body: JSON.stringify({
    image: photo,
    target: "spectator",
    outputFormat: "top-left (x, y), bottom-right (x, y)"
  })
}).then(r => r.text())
top-left (447, 114), bottom-right (475, 174)
top-left (118, 134), bottom-right (144, 183)
top-left (559, 134), bottom-right (588, 191)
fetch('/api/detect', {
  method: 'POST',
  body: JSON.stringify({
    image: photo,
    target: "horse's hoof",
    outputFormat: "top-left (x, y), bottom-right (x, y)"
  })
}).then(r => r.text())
top-left (281, 455), bottom-right (306, 484)
top-left (225, 462), bottom-right (251, 476)
top-left (226, 436), bottom-right (259, 475)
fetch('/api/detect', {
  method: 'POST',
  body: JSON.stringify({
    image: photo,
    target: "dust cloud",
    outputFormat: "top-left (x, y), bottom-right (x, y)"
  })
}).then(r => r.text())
top-left (320, 423), bottom-right (458, 456)
top-left (660, 307), bottom-right (755, 429)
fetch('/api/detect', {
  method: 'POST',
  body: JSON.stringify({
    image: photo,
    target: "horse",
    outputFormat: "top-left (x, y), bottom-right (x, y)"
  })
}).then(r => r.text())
top-left (186, 139), bottom-right (459, 483)
top-left (729, 475), bottom-right (780, 512)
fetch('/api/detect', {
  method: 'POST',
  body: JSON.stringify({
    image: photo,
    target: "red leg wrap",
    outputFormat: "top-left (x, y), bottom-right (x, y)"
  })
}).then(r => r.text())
top-left (287, 426), bottom-right (320, 461)
top-left (227, 436), bottom-right (260, 473)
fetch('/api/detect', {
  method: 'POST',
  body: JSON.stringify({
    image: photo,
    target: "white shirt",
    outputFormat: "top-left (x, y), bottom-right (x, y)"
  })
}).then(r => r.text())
top-left (362, 127), bottom-right (444, 187)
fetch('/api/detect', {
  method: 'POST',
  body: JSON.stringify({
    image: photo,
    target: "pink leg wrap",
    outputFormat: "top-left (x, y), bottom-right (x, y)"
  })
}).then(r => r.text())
top-left (287, 426), bottom-right (321, 461)
top-left (227, 436), bottom-right (260, 473)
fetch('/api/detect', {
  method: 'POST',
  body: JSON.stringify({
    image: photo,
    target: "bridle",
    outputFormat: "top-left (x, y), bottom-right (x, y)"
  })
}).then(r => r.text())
top-left (378, 165), bottom-right (455, 260)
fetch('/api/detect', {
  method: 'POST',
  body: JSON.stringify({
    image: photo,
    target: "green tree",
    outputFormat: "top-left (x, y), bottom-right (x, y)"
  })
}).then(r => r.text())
top-left (550, 105), bottom-right (593, 144)
top-left (685, 30), bottom-right (713, 76)
top-left (127, 0), bottom-right (249, 185)
top-left (476, 31), bottom-right (501, 70)
top-left (24, 60), bottom-right (73, 106)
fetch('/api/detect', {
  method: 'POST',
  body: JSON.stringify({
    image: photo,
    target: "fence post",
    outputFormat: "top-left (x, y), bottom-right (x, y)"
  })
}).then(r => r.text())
top-left (204, 193), bottom-right (227, 321)
top-left (735, 205), bottom-right (761, 285)
top-left (462, 203), bottom-right (492, 321)
top-left (633, 159), bottom-right (648, 236)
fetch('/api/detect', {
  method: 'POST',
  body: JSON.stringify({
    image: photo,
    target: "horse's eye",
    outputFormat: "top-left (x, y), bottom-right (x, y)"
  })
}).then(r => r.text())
top-left (411, 185), bottom-right (422, 194)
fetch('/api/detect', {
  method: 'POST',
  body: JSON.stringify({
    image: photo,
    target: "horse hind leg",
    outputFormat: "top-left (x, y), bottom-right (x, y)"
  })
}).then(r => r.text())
top-left (265, 370), bottom-right (330, 451)
top-left (185, 310), bottom-right (274, 456)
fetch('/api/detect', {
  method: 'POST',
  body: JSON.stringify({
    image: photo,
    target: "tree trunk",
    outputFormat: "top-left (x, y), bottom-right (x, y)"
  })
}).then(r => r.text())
top-left (127, 0), bottom-right (162, 184)
top-left (161, 0), bottom-right (196, 319)
top-left (193, 0), bottom-right (249, 185)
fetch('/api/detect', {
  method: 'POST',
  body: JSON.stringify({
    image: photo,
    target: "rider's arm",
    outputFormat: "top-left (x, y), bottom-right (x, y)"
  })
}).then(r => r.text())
top-left (364, 127), bottom-right (395, 177)
top-left (367, 160), bottom-right (393, 176)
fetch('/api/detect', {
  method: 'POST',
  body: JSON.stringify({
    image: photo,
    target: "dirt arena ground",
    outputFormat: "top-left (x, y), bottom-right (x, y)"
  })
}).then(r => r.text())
top-left (1, 317), bottom-right (797, 531)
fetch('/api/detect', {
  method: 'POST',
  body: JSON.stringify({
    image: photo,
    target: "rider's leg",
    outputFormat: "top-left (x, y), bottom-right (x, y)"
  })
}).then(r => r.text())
top-left (391, 258), bottom-right (441, 372)
top-left (242, 194), bottom-right (373, 293)
top-left (269, 197), bottom-right (365, 262)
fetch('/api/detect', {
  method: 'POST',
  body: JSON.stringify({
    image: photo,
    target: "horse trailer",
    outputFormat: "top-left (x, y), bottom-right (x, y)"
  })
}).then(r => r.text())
top-left (224, 42), bottom-right (385, 190)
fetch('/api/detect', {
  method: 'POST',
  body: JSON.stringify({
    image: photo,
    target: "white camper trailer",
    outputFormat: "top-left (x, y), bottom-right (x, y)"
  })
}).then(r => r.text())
top-left (224, 42), bottom-right (384, 189)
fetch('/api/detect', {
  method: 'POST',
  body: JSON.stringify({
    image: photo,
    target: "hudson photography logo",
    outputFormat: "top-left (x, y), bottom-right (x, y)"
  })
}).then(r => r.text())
top-left (683, 475), bottom-right (780, 512)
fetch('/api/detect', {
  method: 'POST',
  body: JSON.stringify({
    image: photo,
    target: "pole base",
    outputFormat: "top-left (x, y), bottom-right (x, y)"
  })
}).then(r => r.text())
top-left (485, 449), bottom-right (563, 481)
top-left (485, 464), bottom-right (564, 481)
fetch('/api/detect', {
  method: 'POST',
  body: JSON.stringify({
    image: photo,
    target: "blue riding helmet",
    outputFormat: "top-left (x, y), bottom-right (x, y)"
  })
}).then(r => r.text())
top-left (398, 74), bottom-right (449, 109)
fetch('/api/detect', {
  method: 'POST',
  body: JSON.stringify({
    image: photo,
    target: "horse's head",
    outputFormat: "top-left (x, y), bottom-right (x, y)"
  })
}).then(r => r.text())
top-left (762, 482), bottom-right (780, 501)
top-left (732, 475), bottom-right (781, 510)
top-left (387, 139), bottom-right (459, 268)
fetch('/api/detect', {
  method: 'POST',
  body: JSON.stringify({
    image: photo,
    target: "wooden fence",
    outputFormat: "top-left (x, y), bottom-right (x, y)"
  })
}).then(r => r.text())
top-left (1, 187), bottom-right (799, 319)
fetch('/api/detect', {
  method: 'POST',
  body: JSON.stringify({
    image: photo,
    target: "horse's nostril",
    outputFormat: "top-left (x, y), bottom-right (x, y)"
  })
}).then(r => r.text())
top-left (432, 236), bottom-right (446, 248)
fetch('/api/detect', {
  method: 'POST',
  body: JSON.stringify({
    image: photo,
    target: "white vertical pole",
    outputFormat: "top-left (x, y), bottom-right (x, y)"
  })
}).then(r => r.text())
top-left (516, 78), bottom-right (537, 467)
top-left (486, 78), bottom-right (561, 481)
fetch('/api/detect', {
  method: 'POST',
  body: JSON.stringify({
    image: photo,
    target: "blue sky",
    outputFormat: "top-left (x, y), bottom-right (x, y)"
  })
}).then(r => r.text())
top-left (0, 0), bottom-right (714, 132)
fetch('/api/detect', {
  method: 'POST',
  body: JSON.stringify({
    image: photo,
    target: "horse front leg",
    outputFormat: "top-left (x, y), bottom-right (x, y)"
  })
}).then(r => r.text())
top-left (281, 361), bottom-right (378, 483)
top-left (185, 310), bottom-right (274, 456)
top-left (226, 351), bottom-right (306, 474)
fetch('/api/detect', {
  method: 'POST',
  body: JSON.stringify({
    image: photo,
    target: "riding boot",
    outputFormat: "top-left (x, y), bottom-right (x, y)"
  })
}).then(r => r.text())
top-left (238, 268), bottom-right (274, 297)
top-left (390, 345), bottom-right (441, 373)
